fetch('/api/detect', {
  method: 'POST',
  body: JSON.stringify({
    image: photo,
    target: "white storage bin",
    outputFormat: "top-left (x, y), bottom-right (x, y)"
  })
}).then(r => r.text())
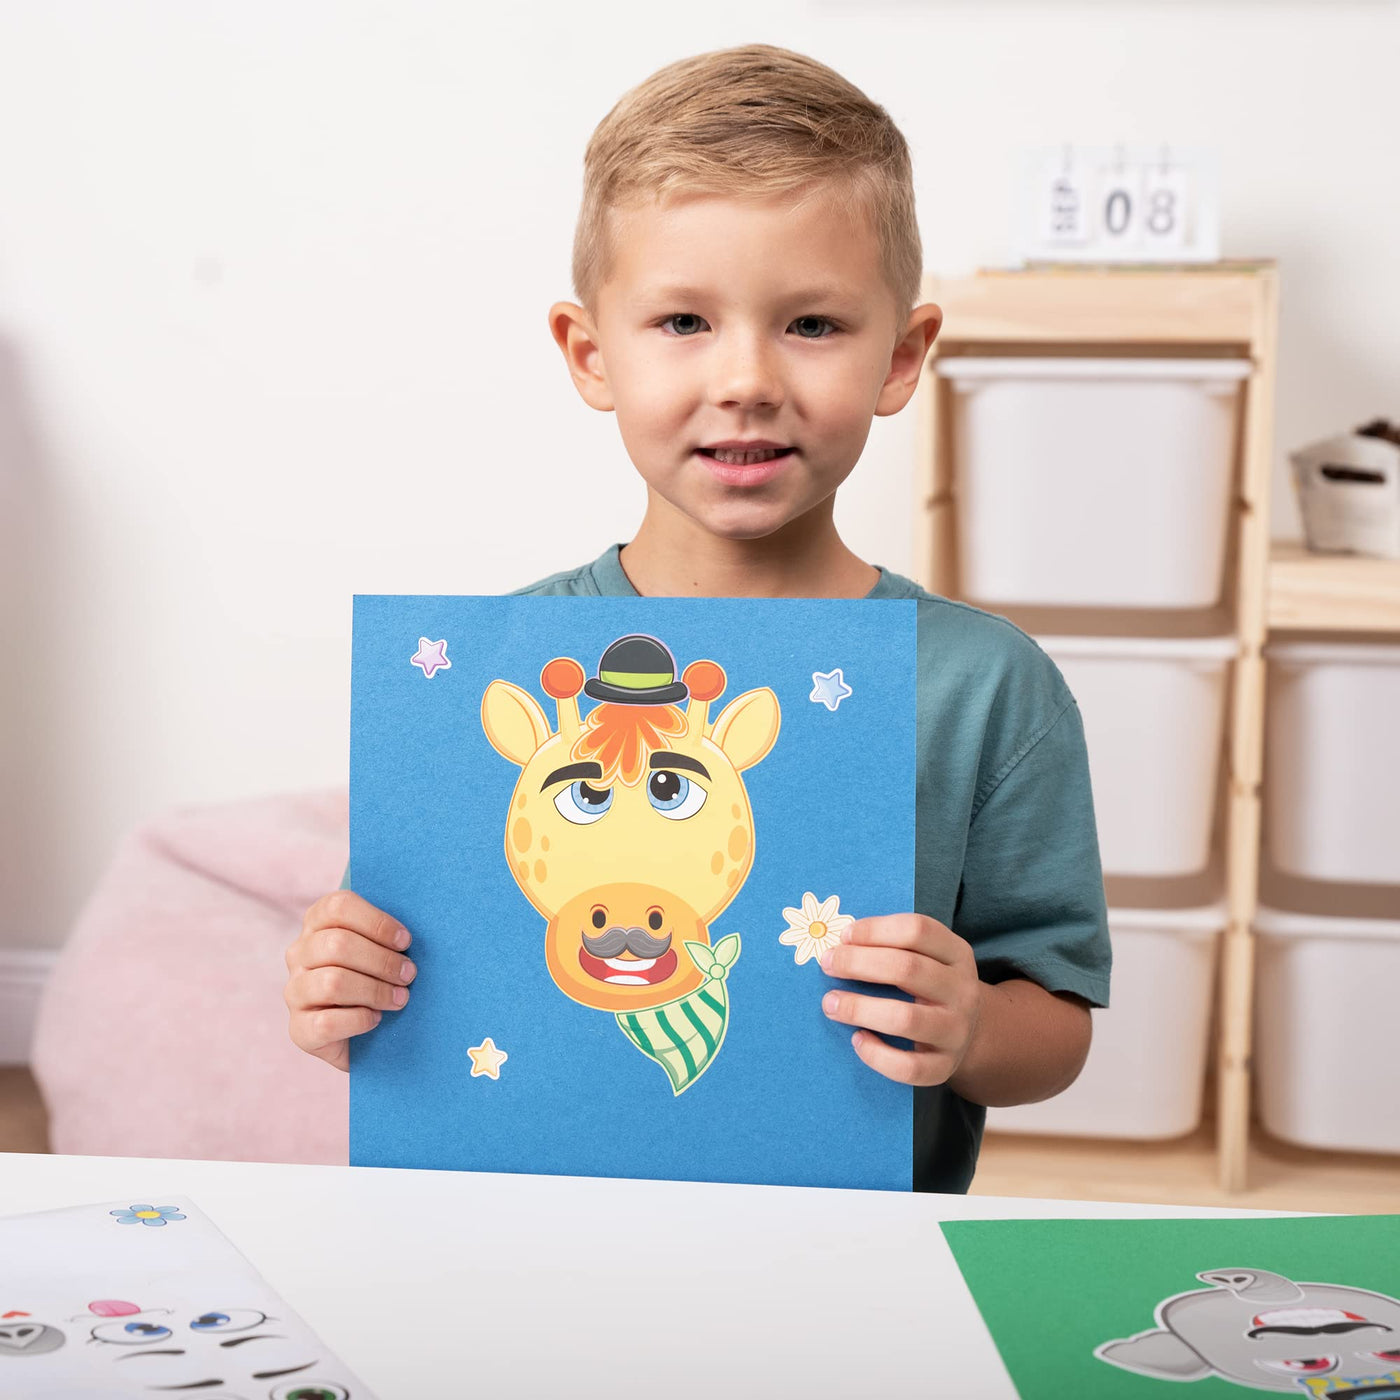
top-left (1040, 634), bottom-right (1237, 876)
top-left (1254, 905), bottom-right (1400, 1154)
top-left (987, 904), bottom-right (1224, 1140)
top-left (943, 356), bottom-right (1251, 608)
top-left (1265, 639), bottom-right (1400, 884)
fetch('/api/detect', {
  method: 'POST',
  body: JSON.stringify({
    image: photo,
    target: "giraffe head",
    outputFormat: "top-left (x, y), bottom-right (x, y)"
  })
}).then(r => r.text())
top-left (481, 636), bottom-right (780, 1014)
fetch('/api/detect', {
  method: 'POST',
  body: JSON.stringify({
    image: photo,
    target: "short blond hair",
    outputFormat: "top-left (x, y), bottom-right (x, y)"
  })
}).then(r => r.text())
top-left (571, 44), bottom-right (922, 329)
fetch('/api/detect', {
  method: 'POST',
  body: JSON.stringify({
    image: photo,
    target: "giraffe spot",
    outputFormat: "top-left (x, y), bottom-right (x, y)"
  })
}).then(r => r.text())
top-left (726, 868), bottom-right (740, 888)
top-left (731, 803), bottom-right (741, 819)
top-left (728, 825), bottom-right (748, 861)
top-left (710, 850), bottom-right (724, 875)
top-left (535, 859), bottom-right (548, 884)
top-left (541, 834), bottom-right (550, 853)
top-left (516, 861), bottom-right (528, 882)
top-left (512, 818), bottom-right (532, 852)
top-left (516, 791), bottom-right (527, 811)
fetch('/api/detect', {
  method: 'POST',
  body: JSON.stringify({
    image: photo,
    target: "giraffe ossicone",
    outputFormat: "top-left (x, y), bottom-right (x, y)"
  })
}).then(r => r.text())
top-left (481, 633), bottom-right (781, 1093)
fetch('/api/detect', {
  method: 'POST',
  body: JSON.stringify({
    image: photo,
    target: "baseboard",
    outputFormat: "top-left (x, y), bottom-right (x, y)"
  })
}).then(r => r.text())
top-left (0, 949), bottom-right (58, 1065)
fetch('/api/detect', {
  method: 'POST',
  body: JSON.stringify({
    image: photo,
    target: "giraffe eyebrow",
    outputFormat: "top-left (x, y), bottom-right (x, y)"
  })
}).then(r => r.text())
top-left (540, 761), bottom-right (604, 791)
top-left (649, 751), bottom-right (710, 779)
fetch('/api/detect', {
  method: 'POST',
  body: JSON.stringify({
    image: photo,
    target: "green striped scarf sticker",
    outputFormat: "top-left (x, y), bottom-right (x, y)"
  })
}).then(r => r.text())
top-left (616, 933), bottom-right (740, 1096)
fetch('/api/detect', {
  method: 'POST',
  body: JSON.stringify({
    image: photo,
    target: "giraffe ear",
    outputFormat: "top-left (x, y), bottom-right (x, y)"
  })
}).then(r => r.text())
top-left (482, 680), bottom-right (552, 766)
top-left (708, 687), bottom-right (780, 771)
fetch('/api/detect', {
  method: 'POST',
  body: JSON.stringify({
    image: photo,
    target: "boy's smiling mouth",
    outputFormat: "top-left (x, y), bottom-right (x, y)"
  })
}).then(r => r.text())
top-left (696, 445), bottom-right (796, 486)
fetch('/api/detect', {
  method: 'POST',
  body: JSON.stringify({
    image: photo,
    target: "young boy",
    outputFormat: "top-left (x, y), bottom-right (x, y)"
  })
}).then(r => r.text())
top-left (283, 42), bottom-right (1110, 1194)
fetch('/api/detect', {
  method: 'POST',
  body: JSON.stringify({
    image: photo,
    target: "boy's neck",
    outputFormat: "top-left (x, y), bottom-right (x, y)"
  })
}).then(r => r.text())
top-left (618, 492), bottom-right (880, 599)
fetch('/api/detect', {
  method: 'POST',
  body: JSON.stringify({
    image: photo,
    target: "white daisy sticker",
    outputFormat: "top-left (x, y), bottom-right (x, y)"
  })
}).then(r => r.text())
top-left (779, 892), bottom-right (855, 966)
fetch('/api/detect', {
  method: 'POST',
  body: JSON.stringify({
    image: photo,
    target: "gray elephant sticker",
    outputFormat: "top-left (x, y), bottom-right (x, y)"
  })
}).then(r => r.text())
top-left (1096, 1268), bottom-right (1400, 1396)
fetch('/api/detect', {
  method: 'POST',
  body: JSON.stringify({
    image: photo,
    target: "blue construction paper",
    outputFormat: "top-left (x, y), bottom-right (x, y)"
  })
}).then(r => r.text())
top-left (349, 597), bottom-right (915, 1190)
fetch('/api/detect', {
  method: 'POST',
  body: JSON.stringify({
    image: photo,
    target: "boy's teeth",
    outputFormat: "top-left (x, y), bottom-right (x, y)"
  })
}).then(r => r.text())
top-left (709, 448), bottom-right (784, 465)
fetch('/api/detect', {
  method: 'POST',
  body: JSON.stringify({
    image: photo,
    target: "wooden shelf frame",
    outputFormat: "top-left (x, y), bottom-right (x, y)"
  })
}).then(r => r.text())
top-left (915, 264), bottom-right (1279, 1194)
top-left (1268, 541), bottom-right (1400, 632)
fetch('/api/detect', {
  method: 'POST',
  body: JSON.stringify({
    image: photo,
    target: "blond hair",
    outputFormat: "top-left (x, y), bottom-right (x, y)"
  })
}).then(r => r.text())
top-left (571, 44), bottom-right (921, 330)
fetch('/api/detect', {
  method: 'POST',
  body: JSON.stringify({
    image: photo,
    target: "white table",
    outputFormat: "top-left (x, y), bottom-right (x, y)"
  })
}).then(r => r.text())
top-left (0, 1152), bottom-right (1295, 1397)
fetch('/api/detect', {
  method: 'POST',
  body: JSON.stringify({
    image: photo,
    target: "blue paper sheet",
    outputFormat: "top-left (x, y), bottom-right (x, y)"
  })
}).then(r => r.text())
top-left (349, 596), bottom-right (915, 1190)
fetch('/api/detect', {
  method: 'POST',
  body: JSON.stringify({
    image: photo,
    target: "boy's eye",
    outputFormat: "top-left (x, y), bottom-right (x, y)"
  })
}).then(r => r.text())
top-left (657, 313), bottom-right (837, 339)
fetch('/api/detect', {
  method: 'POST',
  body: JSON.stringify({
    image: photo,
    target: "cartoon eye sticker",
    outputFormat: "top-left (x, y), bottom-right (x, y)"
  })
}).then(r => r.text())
top-left (1255, 1355), bottom-right (1339, 1376)
top-left (646, 769), bottom-right (707, 820)
top-left (92, 1319), bottom-right (174, 1345)
top-left (1362, 1348), bottom-right (1400, 1365)
top-left (270, 1383), bottom-right (350, 1400)
top-left (553, 779), bottom-right (613, 824)
top-left (189, 1308), bottom-right (268, 1333)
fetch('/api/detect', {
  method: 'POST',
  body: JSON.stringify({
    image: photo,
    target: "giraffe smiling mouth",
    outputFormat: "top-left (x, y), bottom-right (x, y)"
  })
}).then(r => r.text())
top-left (578, 948), bottom-right (679, 985)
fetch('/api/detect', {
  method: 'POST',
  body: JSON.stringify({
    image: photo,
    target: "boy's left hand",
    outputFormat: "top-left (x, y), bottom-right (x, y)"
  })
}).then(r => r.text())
top-left (818, 914), bottom-right (982, 1087)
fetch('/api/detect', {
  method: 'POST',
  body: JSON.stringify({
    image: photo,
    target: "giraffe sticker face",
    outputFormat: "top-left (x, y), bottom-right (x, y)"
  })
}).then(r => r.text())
top-left (482, 634), bottom-right (780, 1092)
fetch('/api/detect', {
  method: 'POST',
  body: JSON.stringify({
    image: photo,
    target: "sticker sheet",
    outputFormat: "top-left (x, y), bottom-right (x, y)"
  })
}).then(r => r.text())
top-left (350, 596), bottom-right (916, 1189)
top-left (0, 1196), bottom-right (372, 1398)
top-left (941, 1214), bottom-right (1400, 1399)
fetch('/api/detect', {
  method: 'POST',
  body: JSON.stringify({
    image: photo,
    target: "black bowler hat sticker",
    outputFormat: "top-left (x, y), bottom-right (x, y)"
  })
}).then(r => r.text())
top-left (583, 634), bottom-right (690, 705)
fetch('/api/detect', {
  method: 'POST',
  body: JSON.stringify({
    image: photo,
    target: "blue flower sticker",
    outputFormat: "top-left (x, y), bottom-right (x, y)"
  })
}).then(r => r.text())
top-left (110, 1204), bottom-right (186, 1228)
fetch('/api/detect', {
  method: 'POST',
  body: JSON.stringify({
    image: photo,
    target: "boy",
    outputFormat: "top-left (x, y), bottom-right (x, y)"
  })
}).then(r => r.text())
top-left (283, 42), bottom-right (1110, 1193)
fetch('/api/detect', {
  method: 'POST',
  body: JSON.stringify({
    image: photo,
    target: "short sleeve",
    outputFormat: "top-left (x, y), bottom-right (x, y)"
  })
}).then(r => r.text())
top-left (955, 700), bottom-right (1111, 1007)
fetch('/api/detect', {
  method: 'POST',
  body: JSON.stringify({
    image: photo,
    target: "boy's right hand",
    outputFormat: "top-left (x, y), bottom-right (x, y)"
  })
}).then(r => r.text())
top-left (284, 890), bottom-right (416, 1072)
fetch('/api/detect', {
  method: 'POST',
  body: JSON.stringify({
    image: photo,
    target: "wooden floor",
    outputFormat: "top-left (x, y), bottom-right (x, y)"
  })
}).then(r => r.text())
top-left (972, 1126), bottom-right (1400, 1214)
top-left (2, 1067), bottom-right (1395, 1211)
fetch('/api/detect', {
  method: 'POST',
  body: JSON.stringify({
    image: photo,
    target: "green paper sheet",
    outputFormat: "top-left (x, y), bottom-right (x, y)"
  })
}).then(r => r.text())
top-left (941, 1214), bottom-right (1400, 1399)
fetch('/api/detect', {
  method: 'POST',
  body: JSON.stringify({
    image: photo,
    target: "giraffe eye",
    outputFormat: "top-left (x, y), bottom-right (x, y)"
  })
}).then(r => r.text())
top-left (555, 780), bottom-right (612, 824)
top-left (647, 770), bottom-right (707, 820)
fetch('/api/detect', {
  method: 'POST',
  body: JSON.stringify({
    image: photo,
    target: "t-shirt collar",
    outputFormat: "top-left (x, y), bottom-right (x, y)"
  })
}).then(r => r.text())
top-left (587, 542), bottom-right (908, 599)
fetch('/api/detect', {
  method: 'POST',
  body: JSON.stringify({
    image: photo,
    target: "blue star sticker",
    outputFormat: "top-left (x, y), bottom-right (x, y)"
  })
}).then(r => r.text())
top-left (809, 668), bottom-right (853, 712)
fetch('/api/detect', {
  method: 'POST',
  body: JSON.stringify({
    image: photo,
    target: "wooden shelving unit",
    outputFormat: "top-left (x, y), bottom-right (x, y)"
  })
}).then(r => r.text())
top-left (1268, 542), bottom-right (1400, 632)
top-left (915, 263), bottom-right (1279, 1194)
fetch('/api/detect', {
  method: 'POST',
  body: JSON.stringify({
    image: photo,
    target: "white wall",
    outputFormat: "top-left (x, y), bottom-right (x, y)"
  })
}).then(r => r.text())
top-left (2, 0), bottom-right (1397, 950)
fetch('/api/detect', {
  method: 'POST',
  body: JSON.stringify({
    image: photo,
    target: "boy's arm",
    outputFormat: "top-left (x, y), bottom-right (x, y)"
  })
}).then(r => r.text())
top-left (821, 696), bottom-right (1109, 1102)
top-left (948, 978), bottom-right (1091, 1107)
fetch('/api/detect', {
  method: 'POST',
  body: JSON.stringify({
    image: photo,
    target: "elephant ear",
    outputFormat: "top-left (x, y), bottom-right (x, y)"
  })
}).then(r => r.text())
top-left (1094, 1329), bottom-right (1211, 1381)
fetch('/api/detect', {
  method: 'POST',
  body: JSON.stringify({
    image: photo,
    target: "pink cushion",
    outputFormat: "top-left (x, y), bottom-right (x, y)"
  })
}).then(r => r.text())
top-left (31, 789), bottom-right (350, 1165)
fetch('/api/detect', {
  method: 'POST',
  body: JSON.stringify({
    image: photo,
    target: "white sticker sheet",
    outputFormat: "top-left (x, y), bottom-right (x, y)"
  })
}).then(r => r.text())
top-left (0, 1195), bottom-right (373, 1399)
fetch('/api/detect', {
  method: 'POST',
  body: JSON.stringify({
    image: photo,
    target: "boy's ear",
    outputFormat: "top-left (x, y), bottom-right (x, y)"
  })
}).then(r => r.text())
top-left (548, 300), bottom-right (613, 411)
top-left (482, 680), bottom-right (552, 766)
top-left (709, 688), bottom-right (781, 771)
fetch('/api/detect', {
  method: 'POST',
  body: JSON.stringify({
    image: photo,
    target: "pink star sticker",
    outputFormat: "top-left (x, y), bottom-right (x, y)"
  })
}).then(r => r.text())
top-left (411, 637), bottom-right (451, 679)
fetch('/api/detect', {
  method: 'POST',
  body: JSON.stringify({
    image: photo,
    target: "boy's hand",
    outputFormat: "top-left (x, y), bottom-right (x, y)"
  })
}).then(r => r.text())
top-left (284, 890), bottom-right (416, 1072)
top-left (818, 914), bottom-right (982, 1087)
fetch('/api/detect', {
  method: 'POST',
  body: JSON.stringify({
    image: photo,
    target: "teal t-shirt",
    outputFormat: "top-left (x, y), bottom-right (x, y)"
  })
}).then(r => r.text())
top-left (345, 543), bottom-right (1111, 1194)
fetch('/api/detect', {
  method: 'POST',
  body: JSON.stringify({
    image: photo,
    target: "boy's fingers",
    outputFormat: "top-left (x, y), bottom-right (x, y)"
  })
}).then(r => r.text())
top-left (285, 966), bottom-right (411, 1014)
top-left (848, 1028), bottom-right (955, 1088)
top-left (819, 944), bottom-right (944, 1000)
top-left (303, 890), bottom-right (410, 952)
top-left (821, 989), bottom-right (955, 1048)
top-left (298, 926), bottom-right (416, 987)
top-left (846, 913), bottom-right (964, 966)
top-left (290, 1005), bottom-right (381, 1057)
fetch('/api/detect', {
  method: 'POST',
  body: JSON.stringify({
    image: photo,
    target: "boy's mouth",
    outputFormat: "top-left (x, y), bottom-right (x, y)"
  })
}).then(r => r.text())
top-left (695, 446), bottom-right (795, 486)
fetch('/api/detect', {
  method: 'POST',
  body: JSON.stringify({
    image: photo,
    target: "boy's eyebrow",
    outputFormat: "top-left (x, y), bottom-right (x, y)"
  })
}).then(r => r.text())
top-left (639, 283), bottom-right (858, 306)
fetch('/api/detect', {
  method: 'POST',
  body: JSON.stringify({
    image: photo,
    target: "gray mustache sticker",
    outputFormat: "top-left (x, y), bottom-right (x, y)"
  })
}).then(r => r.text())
top-left (581, 925), bottom-right (673, 960)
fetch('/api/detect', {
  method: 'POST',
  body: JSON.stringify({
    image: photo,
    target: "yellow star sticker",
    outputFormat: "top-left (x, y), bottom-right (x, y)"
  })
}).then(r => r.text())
top-left (467, 1037), bottom-right (508, 1080)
